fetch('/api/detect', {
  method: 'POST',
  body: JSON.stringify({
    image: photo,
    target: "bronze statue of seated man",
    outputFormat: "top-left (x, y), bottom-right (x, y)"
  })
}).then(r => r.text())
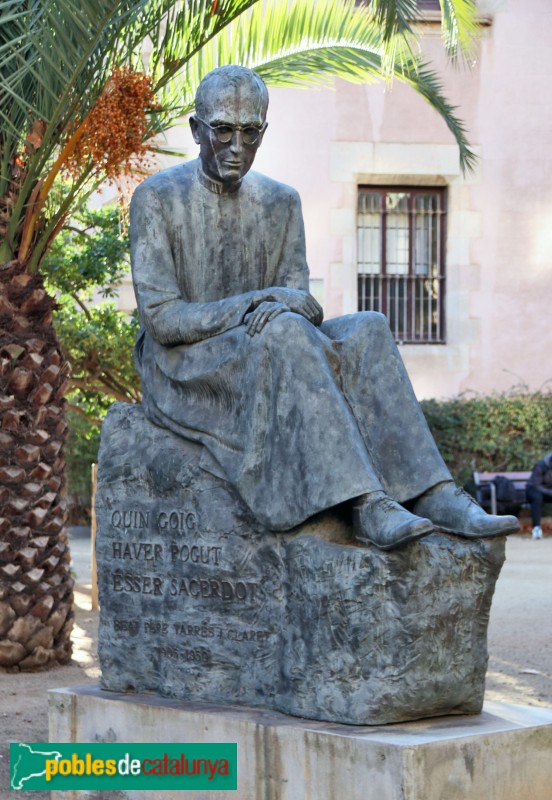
top-left (129, 65), bottom-right (518, 550)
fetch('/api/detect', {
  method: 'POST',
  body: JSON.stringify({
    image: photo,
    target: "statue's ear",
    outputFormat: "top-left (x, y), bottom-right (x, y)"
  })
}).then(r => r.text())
top-left (189, 116), bottom-right (201, 145)
top-left (258, 122), bottom-right (268, 147)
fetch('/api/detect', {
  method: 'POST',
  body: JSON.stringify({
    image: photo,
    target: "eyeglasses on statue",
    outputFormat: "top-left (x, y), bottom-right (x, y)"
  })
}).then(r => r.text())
top-left (194, 116), bottom-right (267, 145)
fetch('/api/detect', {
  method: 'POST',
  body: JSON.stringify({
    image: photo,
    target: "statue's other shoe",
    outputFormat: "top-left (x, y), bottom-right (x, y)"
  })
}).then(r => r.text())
top-left (413, 481), bottom-right (520, 538)
top-left (353, 492), bottom-right (435, 551)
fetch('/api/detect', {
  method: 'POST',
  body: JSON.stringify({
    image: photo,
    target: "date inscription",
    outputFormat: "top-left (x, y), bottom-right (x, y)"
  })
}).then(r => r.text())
top-left (154, 645), bottom-right (210, 664)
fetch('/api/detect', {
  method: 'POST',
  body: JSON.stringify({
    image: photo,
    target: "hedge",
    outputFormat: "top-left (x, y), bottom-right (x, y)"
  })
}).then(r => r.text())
top-left (421, 390), bottom-right (552, 488)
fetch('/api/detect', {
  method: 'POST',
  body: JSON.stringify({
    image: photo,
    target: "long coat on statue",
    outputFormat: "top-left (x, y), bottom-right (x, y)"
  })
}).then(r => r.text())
top-left (130, 159), bottom-right (450, 530)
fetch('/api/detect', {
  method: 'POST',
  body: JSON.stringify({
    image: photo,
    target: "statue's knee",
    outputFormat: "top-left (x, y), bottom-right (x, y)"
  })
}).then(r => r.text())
top-left (349, 311), bottom-right (392, 345)
top-left (261, 311), bottom-right (312, 342)
top-left (358, 310), bottom-right (389, 330)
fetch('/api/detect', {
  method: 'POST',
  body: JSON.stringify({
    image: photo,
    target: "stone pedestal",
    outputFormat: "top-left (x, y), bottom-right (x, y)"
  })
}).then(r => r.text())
top-left (95, 403), bottom-right (505, 725)
top-left (49, 687), bottom-right (552, 800)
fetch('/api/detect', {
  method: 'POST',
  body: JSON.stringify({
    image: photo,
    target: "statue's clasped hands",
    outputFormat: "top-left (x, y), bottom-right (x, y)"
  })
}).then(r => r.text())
top-left (244, 301), bottom-right (290, 336)
top-left (244, 289), bottom-right (323, 337)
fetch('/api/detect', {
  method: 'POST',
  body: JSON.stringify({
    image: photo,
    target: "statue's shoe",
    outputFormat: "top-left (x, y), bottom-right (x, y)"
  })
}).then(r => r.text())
top-left (353, 492), bottom-right (435, 550)
top-left (413, 481), bottom-right (520, 538)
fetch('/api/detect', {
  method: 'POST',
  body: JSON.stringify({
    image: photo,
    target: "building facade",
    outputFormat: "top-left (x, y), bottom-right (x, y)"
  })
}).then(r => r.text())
top-left (121, 0), bottom-right (551, 400)
top-left (255, 0), bottom-right (552, 399)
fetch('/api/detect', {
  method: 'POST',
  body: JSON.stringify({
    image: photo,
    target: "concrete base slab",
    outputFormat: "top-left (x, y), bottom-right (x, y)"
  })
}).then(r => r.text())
top-left (49, 685), bottom-right (552, 800)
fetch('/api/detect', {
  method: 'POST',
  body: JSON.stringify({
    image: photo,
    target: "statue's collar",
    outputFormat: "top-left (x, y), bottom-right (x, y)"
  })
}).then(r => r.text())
top-left (197, 165), bottom-right (242, 195)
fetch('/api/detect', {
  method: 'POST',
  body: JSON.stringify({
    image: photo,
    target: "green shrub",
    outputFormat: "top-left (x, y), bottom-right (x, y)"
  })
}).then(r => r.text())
top-left (46, 199), bottom-right (140, 524)
top-left (65, 409), bottom-right (102, 524)
top-left (421, 390), bottom-right (552, 488)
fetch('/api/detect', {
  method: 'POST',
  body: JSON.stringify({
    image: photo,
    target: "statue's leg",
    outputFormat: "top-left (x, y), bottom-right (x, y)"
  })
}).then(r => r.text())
top-left (320, 311), bottom-right (451, 505)
top-left (244, 311), bottom-right (386, 526)
top-left (140, 315), bottom-right (443, 545)
top-left (321, 312), bottom-right (518, 538)
top-left (141, 313), bottom-right (393, 530)
top-left (253, 312), bottom-right (435, 546)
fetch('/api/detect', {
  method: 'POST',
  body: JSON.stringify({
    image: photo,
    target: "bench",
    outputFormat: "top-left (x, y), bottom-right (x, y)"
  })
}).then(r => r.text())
top-left (473, 471), bottom-right (531, 516)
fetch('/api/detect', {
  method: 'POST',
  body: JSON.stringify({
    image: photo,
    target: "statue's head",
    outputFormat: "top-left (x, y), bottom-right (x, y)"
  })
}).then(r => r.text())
top-left (190, 65), bottom-right (269, 185)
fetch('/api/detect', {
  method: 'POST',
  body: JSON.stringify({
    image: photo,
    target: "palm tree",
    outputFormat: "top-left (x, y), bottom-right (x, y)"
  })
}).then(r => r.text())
top-left (0, 0), bottom-right (479, 669)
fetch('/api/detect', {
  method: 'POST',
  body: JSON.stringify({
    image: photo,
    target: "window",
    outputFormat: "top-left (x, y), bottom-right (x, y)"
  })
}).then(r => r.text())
top-left (357, 187), bottom-right (446, 343)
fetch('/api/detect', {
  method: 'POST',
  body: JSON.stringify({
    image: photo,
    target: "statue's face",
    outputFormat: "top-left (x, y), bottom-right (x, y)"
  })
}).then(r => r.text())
top-left (191, 79), bottom-right (267, 185)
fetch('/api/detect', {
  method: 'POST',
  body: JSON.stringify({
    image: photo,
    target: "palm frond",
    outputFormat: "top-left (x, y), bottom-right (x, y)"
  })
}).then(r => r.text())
top-left (1, 0), bottom-right (160, 262)
top-left (1, 1), bottom-right (137, 138)
top-left (0, 0), bottom-right (261, 180)
top-left (1, 0), bottom-right (480, 270)
top-left (403, 57), bottom-right (477, 172)
top-left (144, 0), bottom-right (259, 89)
top-left (358, 0), bottom-right (480, 61)
top-left (439, 0), bottom-right (480, 62)
top-left (155, 0), bottom-right (476, 172)
top-left (367, 0), bottom-right (421, 39)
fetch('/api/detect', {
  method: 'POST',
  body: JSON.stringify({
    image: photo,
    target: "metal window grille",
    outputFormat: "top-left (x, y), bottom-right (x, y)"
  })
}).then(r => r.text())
top-left (357, 187), bottom-right (447, 344)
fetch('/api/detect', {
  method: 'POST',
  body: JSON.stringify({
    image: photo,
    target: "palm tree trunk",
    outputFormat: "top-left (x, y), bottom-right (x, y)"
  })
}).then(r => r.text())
top-left (0, 260), bottom-right (74, 669)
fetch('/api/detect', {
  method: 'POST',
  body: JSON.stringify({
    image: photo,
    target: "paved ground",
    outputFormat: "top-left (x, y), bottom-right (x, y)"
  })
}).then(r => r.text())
top-left (1, 528), bottom-right (551, 798)
top-left (485, 533), bottom-right (552, 707)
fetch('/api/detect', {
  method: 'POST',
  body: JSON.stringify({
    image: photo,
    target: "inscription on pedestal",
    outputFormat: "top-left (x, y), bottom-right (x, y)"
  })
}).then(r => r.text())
top-left (97, 424), bottom-right (287, 704)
